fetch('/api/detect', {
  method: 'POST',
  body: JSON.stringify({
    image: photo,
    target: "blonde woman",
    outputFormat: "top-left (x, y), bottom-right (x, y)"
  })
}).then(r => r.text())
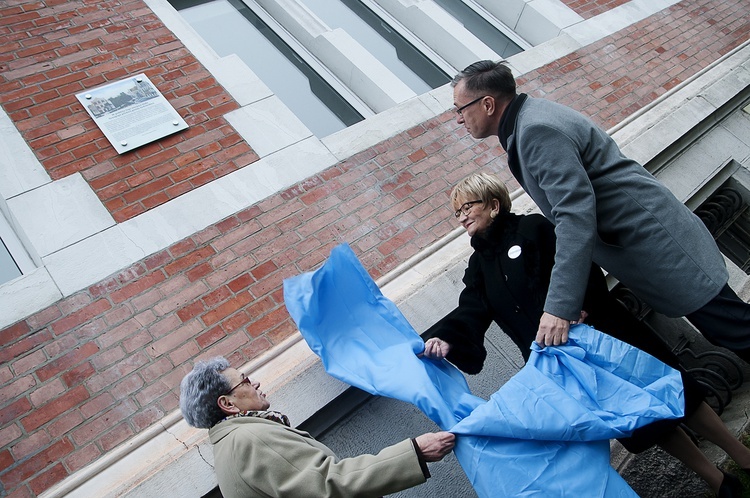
top-left (423, 172), bottom-right (749, 497)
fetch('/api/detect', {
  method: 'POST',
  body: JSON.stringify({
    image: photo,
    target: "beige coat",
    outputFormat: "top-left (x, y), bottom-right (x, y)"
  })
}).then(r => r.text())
top-left (209, 416), bottom-right (426, 498)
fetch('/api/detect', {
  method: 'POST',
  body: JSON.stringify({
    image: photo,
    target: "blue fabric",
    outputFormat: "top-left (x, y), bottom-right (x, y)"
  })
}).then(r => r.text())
top-left (283, 244), bottom-right (684, 497)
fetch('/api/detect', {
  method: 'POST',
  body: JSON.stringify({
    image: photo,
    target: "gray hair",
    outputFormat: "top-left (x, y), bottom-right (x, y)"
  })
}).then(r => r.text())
top-left (451, 60), bottom-right (516, 102)
top-left (451, 172), bottom-right (512, 215)
top-left (180, 356), bottom-right (232, 429)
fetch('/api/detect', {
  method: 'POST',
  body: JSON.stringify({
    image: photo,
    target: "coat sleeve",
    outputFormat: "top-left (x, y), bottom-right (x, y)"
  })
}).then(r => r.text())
top-left (421, 255), bottom-right (493, 374)
top-left (227, 425), bottom-right (426, 498)
top-left (519, 123), bottom-right (597, 320)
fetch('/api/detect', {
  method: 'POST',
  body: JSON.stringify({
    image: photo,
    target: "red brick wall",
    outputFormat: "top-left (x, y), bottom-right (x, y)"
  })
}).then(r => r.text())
top-left (0, 0), bottom-right (258, 223)
top-left (519, 0), bottom-right (750, 130)
top-left (560, 0), bottom-right (631, 19)
top-left (0, 0), bottom-right (748, 496)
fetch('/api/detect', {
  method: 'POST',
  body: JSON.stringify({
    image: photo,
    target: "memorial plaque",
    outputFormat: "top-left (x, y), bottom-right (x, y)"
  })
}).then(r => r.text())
top-left (76, 74), bottom-right (188, 154)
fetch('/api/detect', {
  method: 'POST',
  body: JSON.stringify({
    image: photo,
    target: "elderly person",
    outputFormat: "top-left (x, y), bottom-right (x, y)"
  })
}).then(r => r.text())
top-left (422, 172), bottom-right (749, 497)
top-left (180, 356), bottom-right (456, 498)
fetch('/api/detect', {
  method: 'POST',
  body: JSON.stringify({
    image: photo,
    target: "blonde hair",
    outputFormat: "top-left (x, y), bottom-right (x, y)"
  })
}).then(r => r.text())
top-left (450, 172), bottom-right (512, 214)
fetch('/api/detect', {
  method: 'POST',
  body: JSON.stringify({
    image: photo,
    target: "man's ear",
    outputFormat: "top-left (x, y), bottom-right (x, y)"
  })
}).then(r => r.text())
top-left (217, 395), bottom-right (237, 415)
top-left (483, 95), bottom-right (496, 115)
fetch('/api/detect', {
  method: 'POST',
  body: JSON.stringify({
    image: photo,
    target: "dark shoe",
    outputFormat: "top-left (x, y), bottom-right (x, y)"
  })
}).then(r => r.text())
top-left (718, 470), bottom-right (743, 498)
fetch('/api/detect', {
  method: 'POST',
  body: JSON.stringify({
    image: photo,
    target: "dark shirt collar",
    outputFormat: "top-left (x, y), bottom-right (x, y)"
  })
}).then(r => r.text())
top-left (497, 93), bottom-right (528, 151)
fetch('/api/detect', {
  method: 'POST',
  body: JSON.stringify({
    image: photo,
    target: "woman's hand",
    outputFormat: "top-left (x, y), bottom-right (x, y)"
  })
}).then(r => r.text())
top-left (423, 338), bottom-right (452, 360)
top-left (414, 432), bottom-right (456, 461)
top-left (570, 310), bottom-right (589, 325)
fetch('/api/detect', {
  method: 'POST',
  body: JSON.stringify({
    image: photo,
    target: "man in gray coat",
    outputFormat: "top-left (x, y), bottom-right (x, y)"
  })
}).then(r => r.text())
top-left (450, 60), bottom-right (750, 360)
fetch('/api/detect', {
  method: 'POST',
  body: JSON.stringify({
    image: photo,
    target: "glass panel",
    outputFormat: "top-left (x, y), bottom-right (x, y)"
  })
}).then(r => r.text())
top-left (433, 0), bottom-right (523, 58)
top-left (300, 0), bottom-right (449, 93)
top-left (0, 238), bottom-right (22, 286)
top-left (170, 0), bottom-right (364, 138)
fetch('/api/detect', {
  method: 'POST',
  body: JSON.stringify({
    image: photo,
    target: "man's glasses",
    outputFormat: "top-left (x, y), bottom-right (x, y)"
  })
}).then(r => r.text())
top-left (454, 200), bottom-right (483, 218)
top-left (226, 375), bottom-right (251, 395)
top-left (454, 96), bottom-right (485, 116)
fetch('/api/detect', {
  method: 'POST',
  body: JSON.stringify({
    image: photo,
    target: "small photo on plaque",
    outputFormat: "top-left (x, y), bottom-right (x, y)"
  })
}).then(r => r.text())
top-left (76, 74), bottom-right (188, 154)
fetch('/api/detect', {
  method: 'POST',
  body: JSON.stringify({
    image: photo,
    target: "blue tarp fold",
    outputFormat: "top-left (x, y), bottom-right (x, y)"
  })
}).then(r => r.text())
top-left (284, 244), bottom-right (684, 497)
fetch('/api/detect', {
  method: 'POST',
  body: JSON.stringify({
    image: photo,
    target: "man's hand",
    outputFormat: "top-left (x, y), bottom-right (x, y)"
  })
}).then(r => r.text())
top-left (422, 338), bottom-right (452, 360)
top-left (414, 432), bottom-right (456, 461)
top-left (535, 312), bottom-right (570, 347)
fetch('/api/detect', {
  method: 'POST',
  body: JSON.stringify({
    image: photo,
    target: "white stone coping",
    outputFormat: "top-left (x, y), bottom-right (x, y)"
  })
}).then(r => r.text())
top-left (7, 174), bottom-right (115, 258)
top-left (0, 267), bottom-right (63, 328)
top-left (224, 96), bottom-right (313, 158)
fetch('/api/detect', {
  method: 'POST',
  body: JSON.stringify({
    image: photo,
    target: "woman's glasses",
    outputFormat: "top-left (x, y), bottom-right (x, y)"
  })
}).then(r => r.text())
top-left (454, 200), bottom-right (483, 218)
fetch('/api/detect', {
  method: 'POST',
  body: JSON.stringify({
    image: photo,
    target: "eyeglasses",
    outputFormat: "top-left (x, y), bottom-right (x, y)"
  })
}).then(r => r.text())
top-left (454, 96), bottom-right (485, 116)
top-left (226, 375), bottom-right (251, 395)
top-left (454, 200), bottom-right (483, 218)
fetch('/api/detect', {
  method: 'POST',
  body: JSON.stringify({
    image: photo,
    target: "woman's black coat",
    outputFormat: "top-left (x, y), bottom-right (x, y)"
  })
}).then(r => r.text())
top-left (423, 212), bottom-right (602, 371)
top-left (422, 212), bottom-right (703, 452)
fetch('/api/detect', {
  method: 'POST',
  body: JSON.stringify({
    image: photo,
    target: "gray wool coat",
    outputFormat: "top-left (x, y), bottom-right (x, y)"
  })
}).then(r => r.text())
top-left (503, 96), bottom-right (727, 320)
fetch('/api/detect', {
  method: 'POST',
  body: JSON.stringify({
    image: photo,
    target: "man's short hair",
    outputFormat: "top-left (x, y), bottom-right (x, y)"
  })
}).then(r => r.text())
top-left (452, 60), bottom-right (516, 101)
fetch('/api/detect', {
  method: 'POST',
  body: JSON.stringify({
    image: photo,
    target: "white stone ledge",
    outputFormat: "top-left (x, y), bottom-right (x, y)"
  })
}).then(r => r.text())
top-left (7, 174), bottom-right (115, 258)
top-left (205, 53), bottom-right (274, 107)
top-left (225, 96), bottom-right (313, 158)
top-left (0, 267), bottom-right (62, 328)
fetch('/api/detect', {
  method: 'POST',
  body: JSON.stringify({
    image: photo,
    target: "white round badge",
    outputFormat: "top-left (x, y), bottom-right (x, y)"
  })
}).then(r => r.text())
top-left (507, 245), bottom-right (522, 259)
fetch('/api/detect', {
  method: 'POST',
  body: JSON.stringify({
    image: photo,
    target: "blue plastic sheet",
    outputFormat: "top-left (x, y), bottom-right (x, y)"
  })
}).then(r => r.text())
top-left (284, 244), bottom-right (684, 497)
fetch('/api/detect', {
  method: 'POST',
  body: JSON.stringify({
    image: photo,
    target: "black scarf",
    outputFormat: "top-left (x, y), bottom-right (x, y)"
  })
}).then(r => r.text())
top-left (497, 93), bottom-right (528, 151)
top-left (497, 93), bottom-right (528, 181)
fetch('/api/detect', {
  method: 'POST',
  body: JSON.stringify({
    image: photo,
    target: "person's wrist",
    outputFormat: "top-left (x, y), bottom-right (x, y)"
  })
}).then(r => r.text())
top-left (411, 438), bottom-right (430, 478)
